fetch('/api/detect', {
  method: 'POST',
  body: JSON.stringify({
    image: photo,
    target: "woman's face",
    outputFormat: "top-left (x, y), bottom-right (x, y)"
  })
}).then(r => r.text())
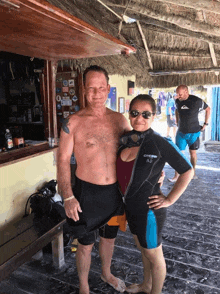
top-left (129, 100), bottom-right (155, 132)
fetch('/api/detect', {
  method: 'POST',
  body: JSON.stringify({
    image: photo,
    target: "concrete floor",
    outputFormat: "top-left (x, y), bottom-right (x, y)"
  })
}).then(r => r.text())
top-left (1, 149), bottom-right (220, 294)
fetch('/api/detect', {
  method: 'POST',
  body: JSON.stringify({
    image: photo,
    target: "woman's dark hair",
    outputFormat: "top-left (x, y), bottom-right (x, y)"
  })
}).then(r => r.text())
top-left (83, 65), bottom-right (109, 85)
top-left (129, 94), bottom-right (156, 114)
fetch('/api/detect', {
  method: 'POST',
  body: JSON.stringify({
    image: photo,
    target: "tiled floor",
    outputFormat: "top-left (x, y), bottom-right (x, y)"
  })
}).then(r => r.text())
top-left (1, 150), bottom-right (220, 294)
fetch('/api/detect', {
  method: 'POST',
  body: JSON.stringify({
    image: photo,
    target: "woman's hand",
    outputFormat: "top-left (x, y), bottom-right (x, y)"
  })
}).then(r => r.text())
top-left (147, 193), bottom-right (172, 210)
top-left (64, 198), bottom-right (82, 221)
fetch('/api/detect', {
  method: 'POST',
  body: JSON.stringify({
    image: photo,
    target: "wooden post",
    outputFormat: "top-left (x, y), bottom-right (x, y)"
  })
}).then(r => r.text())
top-left (42, 60), bottom-right (58, 145)
top-left (78, 72), bottom-right (86, 109)
top-left (52, 230), bottom-right (65, 268)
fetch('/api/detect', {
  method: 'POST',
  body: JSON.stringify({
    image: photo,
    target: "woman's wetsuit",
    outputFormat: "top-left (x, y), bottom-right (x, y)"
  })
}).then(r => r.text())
top-left (116, 128), bottom-right (192, 249)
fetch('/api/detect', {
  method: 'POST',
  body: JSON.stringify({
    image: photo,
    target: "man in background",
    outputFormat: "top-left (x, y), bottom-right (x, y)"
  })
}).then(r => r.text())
top-left (169, 85), bottom-right (210, 182)
top-left (166, 93), bottom-right (177, 139)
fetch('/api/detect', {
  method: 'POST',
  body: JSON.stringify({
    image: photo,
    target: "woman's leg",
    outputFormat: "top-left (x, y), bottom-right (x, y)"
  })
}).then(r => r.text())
top-left (142, 244), bottom-right (166, 294)
top-left (126, 238), bottom-right (166, 294)
top-left (126, 235), bottom-right (152, 293)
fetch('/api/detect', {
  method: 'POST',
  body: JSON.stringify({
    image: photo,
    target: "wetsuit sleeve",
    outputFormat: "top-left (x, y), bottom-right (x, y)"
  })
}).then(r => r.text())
top-left (160, 137), bottom-right (192, 174)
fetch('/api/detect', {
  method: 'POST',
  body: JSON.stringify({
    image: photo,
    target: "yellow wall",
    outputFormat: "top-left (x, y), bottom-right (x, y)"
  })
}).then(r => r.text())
top-left (0, 150), bottom-right (57, 228)
top-left (109, 74), bottom-right (135, 120)
top-left (109, 74), bottom-right (150, 121)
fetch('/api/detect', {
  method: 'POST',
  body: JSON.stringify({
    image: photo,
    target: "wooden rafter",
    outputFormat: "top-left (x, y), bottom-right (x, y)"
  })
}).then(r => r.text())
top-left (108, 3), bottom-right (220, 38)
top-left (136, 20), bottom-right (153, 69)
top-left (149, 67), bottom-right (220, 76)
top-left (137, 0), bottom-right (220, 16)
top-left (209, 43), bottom-right (218, 67)
top-left (107, 0), bottom-right (220, 15)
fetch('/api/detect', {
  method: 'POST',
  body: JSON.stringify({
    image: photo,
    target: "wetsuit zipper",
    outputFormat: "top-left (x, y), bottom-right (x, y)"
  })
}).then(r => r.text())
top-left (123, 138), bottom-right (144, 201)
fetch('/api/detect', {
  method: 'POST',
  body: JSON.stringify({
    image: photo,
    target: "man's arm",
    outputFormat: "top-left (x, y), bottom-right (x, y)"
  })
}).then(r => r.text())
top-left (57, 117), bottom-right (82, 221)
top-left (201, 106), bottom-right (211, 131)
top-left (175, 109), bottom-right (179, 126)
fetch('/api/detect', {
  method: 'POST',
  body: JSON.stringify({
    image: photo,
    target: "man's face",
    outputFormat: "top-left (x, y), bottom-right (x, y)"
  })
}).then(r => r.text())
top-left (176, 88), bottom-right (189, 101)
top-left (83, 71), bottom-right (110, 107)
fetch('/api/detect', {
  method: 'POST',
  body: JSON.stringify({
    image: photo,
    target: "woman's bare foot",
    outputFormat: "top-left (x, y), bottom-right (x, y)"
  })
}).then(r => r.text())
top-left (126, 283), bottom-right (150, 293)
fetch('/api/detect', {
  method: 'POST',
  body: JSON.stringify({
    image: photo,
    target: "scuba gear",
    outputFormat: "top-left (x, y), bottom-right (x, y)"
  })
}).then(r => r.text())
top-left (119, 129), bottom-right (150, 148)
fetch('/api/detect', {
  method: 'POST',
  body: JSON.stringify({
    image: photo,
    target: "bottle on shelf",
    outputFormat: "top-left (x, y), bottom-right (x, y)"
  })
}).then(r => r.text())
top-left (5, 128), bottom-right (14, 151)
top-left (13, 126), bottom-right (25, 148)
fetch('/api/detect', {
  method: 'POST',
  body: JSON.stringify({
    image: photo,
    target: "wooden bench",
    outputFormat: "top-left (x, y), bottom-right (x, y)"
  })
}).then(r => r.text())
top-left (0, 213), bottom-right (66, 282)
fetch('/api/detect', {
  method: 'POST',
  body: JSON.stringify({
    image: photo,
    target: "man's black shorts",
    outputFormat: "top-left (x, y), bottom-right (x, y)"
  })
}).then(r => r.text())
top-left (66, 176), bottom-right (123, 245)
top-left (78, 224), bottom-right (119, 245)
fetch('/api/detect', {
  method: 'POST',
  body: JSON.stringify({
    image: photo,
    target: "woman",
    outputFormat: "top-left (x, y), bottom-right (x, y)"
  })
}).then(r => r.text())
top-left (116, 95), bottom-right (193, 294)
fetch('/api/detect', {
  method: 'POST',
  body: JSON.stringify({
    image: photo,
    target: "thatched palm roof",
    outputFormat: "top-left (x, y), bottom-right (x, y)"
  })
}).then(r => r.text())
top-left (47, 0), bottom-right (220, 88)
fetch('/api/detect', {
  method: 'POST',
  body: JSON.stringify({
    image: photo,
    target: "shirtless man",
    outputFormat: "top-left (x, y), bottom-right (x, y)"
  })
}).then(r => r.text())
top-left (57, 65), bottom-right (130, 294)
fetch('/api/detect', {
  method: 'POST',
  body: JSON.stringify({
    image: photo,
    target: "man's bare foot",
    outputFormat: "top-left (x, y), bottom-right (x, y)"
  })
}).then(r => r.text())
top-left (126, 283), bottom-right (150, 293)
top-left (101, 274), bottom-right (126, 292)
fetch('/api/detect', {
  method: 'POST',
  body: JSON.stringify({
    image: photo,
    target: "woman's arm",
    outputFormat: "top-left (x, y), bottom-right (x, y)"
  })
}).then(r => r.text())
top-left (147, 168), bottom-right (193, 210)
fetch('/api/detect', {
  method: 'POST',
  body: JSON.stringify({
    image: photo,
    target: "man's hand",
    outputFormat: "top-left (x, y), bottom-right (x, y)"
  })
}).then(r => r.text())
top-left (64, 198), bottom-right (82, 221)
top-left (200, 124), bottom-right (206, 132)
top-left (147, 194), bottom-right (172, 210)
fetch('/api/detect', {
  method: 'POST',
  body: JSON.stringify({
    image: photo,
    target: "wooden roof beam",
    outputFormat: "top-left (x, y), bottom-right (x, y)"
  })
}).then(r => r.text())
top-left (140, 0), bottom-right (220, 16)
top-left (122, 15), bottom-right (220, 45)
top-left (0, 0), bottom-right (136, 61)
top-left (108, 3), bottom-right (220, 38)
top-left (136, 20), bottom-right (153, 69)
top-left (107, 0), bottom-right (220, 16)
top-left (149, 67), bottom-right (220, 76)
top-left (208, 42), bottom-right (219, 76)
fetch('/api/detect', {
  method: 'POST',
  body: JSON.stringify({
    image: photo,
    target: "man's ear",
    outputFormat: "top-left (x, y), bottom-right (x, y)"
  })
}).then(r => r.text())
top-left (107, 84), bottom-right (110, 93)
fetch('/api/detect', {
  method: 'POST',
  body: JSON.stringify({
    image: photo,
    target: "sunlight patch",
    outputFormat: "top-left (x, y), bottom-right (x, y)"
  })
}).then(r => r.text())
top-left (196, 165), bottom-right (220, 172)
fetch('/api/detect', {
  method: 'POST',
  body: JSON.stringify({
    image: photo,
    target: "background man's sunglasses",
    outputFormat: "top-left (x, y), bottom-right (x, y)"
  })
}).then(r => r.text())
top-left (130, 110), bottom-right (155, 119)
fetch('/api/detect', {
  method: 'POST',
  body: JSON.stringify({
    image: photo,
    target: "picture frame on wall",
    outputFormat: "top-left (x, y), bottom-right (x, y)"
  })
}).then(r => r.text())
top-left (118, 97), bottom-right (125, 113)
top-left (107, 87), bottom-right (116, 111)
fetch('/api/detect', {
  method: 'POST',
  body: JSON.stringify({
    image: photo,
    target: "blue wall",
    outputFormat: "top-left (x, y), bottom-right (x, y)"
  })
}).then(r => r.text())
top-left (211, 87), bottom-right (220, 141)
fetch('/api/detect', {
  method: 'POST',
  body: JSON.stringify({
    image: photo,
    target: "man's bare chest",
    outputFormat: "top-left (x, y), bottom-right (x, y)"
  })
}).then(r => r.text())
top-left (75, 120), bottom-right (120, 148)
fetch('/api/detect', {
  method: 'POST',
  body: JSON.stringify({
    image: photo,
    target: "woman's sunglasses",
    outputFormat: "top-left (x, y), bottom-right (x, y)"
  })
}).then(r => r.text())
top-left (130, 110), bottom-right (155, 119)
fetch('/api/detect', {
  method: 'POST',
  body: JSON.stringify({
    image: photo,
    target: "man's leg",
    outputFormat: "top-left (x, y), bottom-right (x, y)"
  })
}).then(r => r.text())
top-left (166, 125), bottom-right (170, 137)
top-left (76, 242), bottom-right (94, 294)
top-left (189, 149), bottom-right (197, 177)
top-left (173, 125), bottom-right (177, 137)
top-left (99, 225), bottom-right (126, 292)
top-left (189, 135), bottom-right (200, 179)
top-left (99, 237), bottom-right (117, 284)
